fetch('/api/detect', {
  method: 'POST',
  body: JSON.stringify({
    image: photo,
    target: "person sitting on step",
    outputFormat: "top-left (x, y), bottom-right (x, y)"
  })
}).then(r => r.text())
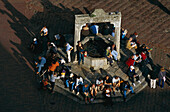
top-left (90, 84), bottom-right (98, 101)
top-left (75, 76), bottom-right (84, 95)
top-left (96, 77), bottom-right (104, 91)
top-left (112, 76), bottom-right (121, 95)
top-left (104, 75), bottom-right (112, 88)
top-left (127, 66), bottom-right (141, 87)
top-left (82, 84), bottom-right (91, 104)
top-left (105, 47), bottom-right (113, 65)
top-left (126, 37), bottom-right (137, 50)
top-left (65, 73), bottom-right (77, 93)
top-left (122, 81), bottom-right (135, 102)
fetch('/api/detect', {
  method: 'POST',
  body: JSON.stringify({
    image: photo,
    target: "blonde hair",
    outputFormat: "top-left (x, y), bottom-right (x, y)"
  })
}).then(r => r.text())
top-left (161, 67), bottom-right (165, 72)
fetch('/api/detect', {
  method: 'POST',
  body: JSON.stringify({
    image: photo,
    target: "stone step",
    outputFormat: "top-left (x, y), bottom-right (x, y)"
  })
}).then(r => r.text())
top-left (54, 86), bottom-right (84, 104)
top-left (129, 75), bottom-right (146, 88)
top-left (57, 47), bottom-right (67, 60)
top-left (55, 80), bottom-right (84, 100)
top-left (125, 81), bottom-right (148, 102)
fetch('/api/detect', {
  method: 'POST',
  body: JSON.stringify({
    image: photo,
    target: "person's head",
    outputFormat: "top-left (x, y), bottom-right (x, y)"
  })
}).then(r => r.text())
top-left (85, 23), bottom-right (88, 27)
top-left (136, 53), bottom-right (139, 56)
top-left (54, 72), bottom-right (57, 76)
top-left (38, 56), bottom-right (42, 60)
top-left (33, 38), bottom-right (37, 42)
top-left (77, 76), bottom-right (80, 79)
top-left (129, 37), bottom-right (133, 41)
top-left (78, 41), bottom-right (81, 46)
top-left (107, 47), bottom-right (111, 50)
top-left (84, 84), bottom-right (88, 87)
top-left (106, 75), bottom-right (109, 80)
top-left (70, 73), bottom-right (74, 78)
top-left (134, 32), bottom-right (138, 37)
top-left (115, 76), bottom-right (119, 79)
top-left (142, 44), bottom-right (146, 48)
top-left (131, 55), bottom-right (135, 59)
top-left (92, 84), bottom-right (95, 88)
top-left (130, 66), bottom-right (135, 70)
top-left (99, 77), bottom-right (102, 81)
top-left (65, 43), bottom-right (68, 46)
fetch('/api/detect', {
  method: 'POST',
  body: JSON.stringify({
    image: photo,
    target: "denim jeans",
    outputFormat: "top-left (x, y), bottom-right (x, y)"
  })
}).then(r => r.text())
top-left (124, 86), bottom-right (134, 98)
top-left (78, 53), bottom-right (84, 64)
top-left (111, 50), bottom-right (118, 61)
top-left (159, 79), bottom-right (164, 88)
top-left (37, 64), bottom-right (44, 73)
top-left (66, 80), bottom-right (75, 90)
top-left (76, 82), bottom-right (83, 92)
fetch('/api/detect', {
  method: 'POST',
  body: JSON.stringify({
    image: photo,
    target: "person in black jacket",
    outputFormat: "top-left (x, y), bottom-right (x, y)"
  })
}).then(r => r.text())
top-left (127, 66), bottom-right (141, 87)
top-left (150, 69), bottom-right (157, 89)
top-left (122, 81), bottom-right (135, 102)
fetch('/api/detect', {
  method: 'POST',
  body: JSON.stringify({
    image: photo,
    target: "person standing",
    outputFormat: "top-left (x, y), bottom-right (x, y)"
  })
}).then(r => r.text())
top-left (50, 72), bottom-right (59, 93)
top-left (35, 56), bottom-right (46, 74)
top-left (150, 69), bottom-right (157, 89)
top-left (77, 41), bottom-right (84, 65)
top-left (65, 43), bottom-right (73, 63)
top-left (158, 67), bottom-right (166, 88)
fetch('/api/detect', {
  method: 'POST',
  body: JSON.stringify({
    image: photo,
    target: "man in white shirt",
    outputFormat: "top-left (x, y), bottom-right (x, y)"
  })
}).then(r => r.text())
top-left (96, 78), bottom-right (104, 91)
top-left (75, 76), bottom-right (83, 95)
top-left (40, 26), bottom-right (48, 36)
top-left (50, 72), bottom-right (60, 93)
top-left (112, 76), bottom-right (121, 95)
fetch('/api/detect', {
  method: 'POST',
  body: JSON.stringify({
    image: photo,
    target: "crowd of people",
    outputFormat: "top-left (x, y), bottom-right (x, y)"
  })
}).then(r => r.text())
top-left (30, 23), bottom-right (167, 104)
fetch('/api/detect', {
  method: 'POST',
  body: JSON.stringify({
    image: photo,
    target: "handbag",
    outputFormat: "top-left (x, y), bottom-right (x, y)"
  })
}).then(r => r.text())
top-left (161, 72), bottom-right (166, 82)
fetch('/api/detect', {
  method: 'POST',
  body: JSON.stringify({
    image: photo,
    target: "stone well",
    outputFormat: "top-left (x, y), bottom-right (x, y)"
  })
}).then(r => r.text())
top-left (81, 35), bottom-right (113, 70)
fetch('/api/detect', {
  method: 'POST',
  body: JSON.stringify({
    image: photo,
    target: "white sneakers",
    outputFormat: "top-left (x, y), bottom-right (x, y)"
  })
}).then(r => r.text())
top-left (138, 80), bottom-right (141, 84)
top-left (133, 83), bottom-right (136, 86)
top-left (76, 92), bottom-right (79, 95)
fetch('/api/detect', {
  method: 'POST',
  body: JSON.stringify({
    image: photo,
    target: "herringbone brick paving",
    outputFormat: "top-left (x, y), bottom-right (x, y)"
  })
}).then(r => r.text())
top-left (0, 0), bottom-right (169, 112)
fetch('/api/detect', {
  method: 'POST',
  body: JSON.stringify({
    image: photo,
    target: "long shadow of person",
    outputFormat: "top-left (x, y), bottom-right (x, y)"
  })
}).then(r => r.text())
top-left (147, 0), bottom-right (170, 15)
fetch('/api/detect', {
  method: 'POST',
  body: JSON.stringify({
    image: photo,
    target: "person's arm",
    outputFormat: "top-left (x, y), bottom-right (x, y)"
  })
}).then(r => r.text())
top-left (69, 46), bottom-right (73, 51)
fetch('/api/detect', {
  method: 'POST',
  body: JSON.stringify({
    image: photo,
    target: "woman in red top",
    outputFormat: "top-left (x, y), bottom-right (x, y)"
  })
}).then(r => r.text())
top-left (126, 55), bottom-right (135, 67)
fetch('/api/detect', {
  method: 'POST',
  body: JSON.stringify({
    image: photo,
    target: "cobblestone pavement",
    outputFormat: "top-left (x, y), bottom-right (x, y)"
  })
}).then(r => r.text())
top-left (0, 0), bottom-right (170, 112)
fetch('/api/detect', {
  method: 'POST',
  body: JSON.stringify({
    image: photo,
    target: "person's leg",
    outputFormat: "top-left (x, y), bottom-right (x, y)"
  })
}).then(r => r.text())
top-left (77, 85), bottom-right (80, 92)
top-left (71, 82), bottom-right (75, 91)
top-left (123, 90), bottom-right (127, 98)
top-left (159, 79), bottom-right (161, 87)
top-left (78, 53), bottom-right (81, 65)
top-left (38, 64), bottom-right (44, 73)
top-left (112, 51), bottom-right (118, 61)
top-left (162, 79), bottom-right (164, 88)
top-left (81, 54), bottom-right (84, 64)
top-left (65, 79), bottom-right (69, 88)
top-left (150, 79), bottom-right (153, 88)
top-left (131, 76), bottom-right (134, 84)
top-left (51, 82), bottom-right (55, 92)
top-left (130, 86), bottom-right (134, 93)
top-left (153, 79), bottom-right (156, 89)
top-left (136, 75), bottom-right (139, 81)
top-left (67, 51), bottom-right (71, 62)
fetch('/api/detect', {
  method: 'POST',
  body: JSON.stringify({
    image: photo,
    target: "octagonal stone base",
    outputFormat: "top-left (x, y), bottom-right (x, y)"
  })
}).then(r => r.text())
top-left (84, 57), bottom-right (109, 70)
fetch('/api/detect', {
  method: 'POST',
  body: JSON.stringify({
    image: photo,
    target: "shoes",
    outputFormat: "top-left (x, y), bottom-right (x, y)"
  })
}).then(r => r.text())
top-left (133, 83), bottom-right (136, 87)
top-left (138, 80), bottom-right (141, 84)
top-left (76, 92), bottom-right (79, 95)
top-left (72, 90), bottom-right (75, 93)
